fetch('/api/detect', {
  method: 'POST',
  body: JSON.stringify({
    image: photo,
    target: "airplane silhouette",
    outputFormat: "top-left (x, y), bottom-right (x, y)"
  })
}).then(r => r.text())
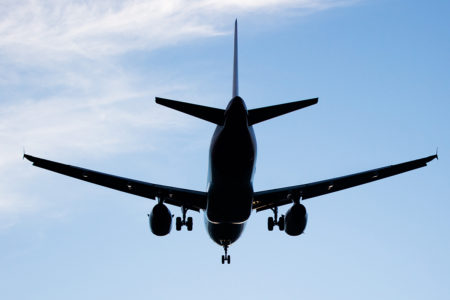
top-left (24, 20), bottom-right (437, 264)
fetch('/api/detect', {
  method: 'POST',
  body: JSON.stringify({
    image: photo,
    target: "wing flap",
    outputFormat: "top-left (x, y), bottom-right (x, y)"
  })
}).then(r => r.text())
top-left (25, 154), bottom-right (207, 211)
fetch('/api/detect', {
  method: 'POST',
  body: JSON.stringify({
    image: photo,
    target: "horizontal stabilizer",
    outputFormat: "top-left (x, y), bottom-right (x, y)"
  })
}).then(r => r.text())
top-left (156, 97), bottom-right (225, 125)
top-left (248, 98), bottom-right (318, 125)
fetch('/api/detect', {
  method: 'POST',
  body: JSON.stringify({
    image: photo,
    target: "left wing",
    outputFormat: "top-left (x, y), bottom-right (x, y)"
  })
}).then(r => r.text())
top-left (24, 154), bottom-right (207, 211)
top-left (253, 154), bottom-right (437, 212)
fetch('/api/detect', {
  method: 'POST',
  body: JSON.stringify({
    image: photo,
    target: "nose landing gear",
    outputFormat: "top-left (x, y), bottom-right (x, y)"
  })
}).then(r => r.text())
top-left (268, 207), bottom-right (285, 231)
top-left (221, 244), bottom-right (231, 264)
top-left (176, 206), bottom-right (193, 231)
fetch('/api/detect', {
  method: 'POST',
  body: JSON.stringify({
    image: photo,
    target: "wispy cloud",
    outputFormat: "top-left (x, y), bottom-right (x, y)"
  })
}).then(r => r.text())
top-left (0, 0), bottom-right (354, 62)
top-left (0, 59), bottom-right (195, 222)
top-left (0, 0), bottom-right (356, 223)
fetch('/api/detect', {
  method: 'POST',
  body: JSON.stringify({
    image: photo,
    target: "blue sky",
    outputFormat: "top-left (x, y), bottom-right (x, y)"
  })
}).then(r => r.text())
top-left (1, 0), bottom-right (449, 299)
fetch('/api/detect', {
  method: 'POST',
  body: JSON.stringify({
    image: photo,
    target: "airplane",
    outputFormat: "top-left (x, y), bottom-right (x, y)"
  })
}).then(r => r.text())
top-left (24, 20), bottom-right (437, 264)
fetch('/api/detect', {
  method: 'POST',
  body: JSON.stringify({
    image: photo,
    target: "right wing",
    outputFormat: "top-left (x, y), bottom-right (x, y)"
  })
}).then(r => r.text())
top-left (24, 154), bottom-right (207, 211)
top-left (253, 154), bottom-right (437, 212)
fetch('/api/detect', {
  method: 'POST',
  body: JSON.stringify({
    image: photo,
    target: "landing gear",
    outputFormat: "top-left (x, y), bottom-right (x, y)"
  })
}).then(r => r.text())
top-left (221, 245), bottom-right (231, 264)
top-left (278, 215), bottom-right (285, 231)
top-left (186, 216), bottom-right (193, 231)
top-left (268, 207), bottom-right (285, 231)
top-left (176, 217), bottom-right (182, 231)
top-left (268, 217), bottom-right (274, 231)
top-left (176, 206), bottom-right (193, 231)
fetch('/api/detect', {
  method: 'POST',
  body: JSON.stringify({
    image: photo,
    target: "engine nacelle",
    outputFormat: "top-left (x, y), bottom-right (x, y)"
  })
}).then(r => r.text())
top-left (284, 203), bottom-right (308, 236)
top-left (149, 203), bottom-right (172, 236)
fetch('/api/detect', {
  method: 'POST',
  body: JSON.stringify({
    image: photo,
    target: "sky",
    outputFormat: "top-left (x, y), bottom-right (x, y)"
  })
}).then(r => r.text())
top-left (1, 0), bottom-right (449, 299)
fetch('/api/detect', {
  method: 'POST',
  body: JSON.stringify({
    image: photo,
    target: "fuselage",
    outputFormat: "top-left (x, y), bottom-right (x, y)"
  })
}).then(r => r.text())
top-left (204, 96), bottom-right (256, 246)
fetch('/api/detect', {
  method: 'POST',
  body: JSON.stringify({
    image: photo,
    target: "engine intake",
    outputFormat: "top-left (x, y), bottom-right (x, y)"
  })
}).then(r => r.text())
top-left (284, 203), bottom-right (308, 236)
top-left (149, 203), bottom-right (172, 236)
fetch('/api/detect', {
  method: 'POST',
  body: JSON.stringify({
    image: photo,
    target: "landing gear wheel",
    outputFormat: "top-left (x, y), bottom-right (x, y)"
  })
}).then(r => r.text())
top-left (221, 254), bottom-right (231, 264)
top-left (176, 217), bottom-right (182, 231)
top-left (278, 215), bottom-right (285, 231)
top-left (268, 217), bottom-right (274, 231)
top-left (269, 207), bottom-right (286, 231)
top-left (176, 207), bottom-right (193, 231)
top-left (187, 217), bottom-right (193, 231)
top-left (221, 245), bottom-right (231, 264)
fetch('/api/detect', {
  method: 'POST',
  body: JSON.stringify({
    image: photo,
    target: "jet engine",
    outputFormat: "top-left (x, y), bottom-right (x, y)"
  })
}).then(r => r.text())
top-left (284, 203), bottom-right (308, 236)
top-left (148, 203), bottom-right (172, 236)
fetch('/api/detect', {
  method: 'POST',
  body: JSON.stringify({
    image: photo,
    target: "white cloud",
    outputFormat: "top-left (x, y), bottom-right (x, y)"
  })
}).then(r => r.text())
top-left (0, 63), bottom-right (195, 221)
top-left (0, 0), bottom-right (354, 62)
top-left (0, 0), bottom-right (356, 223)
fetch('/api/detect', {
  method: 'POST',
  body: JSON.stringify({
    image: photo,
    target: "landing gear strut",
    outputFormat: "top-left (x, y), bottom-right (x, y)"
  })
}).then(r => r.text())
top-left (268, 207), bottom-right (285, 231)
top-left (176, 206), bottom-right (193, 231)
top-left (221, 245), bottom-right (231, 264)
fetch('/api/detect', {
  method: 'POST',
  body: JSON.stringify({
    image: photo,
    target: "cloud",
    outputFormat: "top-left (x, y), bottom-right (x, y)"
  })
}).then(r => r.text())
top-left (0, 0), bottom-right (354, 62)
top-left (0, 0), bottom-right (356, 223)
top-left (0, 61), bottom-right (196, 221)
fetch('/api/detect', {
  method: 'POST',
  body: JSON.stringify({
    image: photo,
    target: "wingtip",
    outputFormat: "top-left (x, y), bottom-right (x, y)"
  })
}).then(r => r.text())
top-left (426, 153), bottom-right (438, 163)
top-left (435, 147), bottom-right (439, 160)
top-left (306, 97), bottom-right (319, 105)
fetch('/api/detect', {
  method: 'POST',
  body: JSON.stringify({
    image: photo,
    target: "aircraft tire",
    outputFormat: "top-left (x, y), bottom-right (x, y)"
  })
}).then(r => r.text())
top-left (268, 217), bottom-right (274, 231)
top-left (278, 215), bottom-right (285, 231)
top-left (187, 217), bottom-right (193, 231)
top-left (176, 217), bottom-right (182, 231)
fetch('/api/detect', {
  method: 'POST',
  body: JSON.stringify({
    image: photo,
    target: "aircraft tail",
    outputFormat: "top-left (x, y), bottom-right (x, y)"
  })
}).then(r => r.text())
top-left (247, 98), bottom-right (318, 125)
top-left (232, 19), bottom-right (239, 98)
top-left (230, 20), bottom-right (318, 125)
top-left (156, 21), bottom-right (318, 127)
top-left (155, 97), bottom-right (225, 125)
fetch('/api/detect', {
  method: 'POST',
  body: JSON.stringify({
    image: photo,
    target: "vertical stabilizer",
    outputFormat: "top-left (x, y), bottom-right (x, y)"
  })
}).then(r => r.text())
top-left (232, 19), bottom-right (239, 98)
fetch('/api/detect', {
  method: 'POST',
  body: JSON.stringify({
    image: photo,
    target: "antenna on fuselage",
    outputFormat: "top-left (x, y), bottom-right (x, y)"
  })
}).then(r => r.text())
top-left (232, 19), bottom-right (239, 98)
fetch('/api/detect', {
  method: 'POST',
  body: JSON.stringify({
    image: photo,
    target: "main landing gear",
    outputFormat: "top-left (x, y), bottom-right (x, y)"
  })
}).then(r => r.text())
top-left (176, 206), bottom-right (193, 231)
top-left (221, 245), bottom-right (231, 264)
top-left (268, 206), bottom-right (285, 231)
